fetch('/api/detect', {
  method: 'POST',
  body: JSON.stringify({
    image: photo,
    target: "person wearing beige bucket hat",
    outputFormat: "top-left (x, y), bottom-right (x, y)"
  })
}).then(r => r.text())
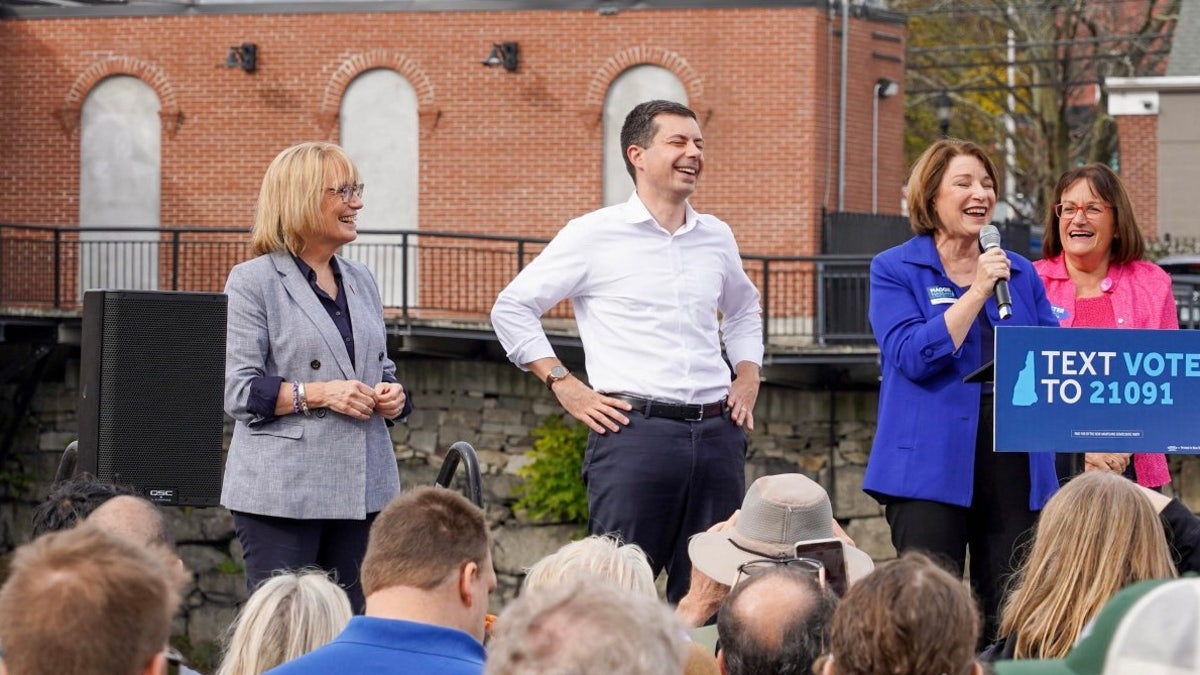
top-left (688, 474), bottom-right (874, 590)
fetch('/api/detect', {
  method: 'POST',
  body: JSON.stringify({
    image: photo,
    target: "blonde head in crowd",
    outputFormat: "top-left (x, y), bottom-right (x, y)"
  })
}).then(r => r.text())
top-left (520, 534), bottom-right (719, 675)
top-left (216, 570), bottom-right (352, 675)
top-left (522, 534), bottom-right (656, 598)
top-left (999, 471), bottom-right (1176, 659)
top-left (487, 579), bottom-right (688, 675)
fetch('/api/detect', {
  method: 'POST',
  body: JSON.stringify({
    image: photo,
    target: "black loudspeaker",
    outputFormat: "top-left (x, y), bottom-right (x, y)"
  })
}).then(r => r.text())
top-left (78, 290), bottom-right (227, 506)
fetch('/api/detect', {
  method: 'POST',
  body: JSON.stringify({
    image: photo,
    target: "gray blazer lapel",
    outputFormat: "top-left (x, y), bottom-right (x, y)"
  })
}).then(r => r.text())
top-left (270, 251), bottom-right (355, 379)
top-left (344, 261), bottom-right (367, 381)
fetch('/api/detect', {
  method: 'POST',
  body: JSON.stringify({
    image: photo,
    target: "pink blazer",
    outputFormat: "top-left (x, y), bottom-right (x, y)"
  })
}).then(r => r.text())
top-left (1034, 255), bottom-right (1178, 487)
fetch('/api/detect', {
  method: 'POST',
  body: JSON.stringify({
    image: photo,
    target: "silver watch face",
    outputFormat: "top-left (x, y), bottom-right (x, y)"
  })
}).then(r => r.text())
top-left (549, 366), bottom-right (568, 379)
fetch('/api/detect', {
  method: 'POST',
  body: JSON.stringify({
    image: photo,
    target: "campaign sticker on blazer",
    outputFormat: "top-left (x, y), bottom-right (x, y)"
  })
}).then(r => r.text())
top-left (927, 285), bottom-right (956, 305)
top-left (1051, 305), bottom-right (1070, 321)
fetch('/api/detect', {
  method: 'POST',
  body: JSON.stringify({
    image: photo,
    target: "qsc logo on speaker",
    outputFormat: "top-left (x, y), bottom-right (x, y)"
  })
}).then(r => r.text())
top-left (146, 488), bottom-right (178, 505)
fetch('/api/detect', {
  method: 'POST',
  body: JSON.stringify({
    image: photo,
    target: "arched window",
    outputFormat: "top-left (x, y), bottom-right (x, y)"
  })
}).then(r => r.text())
top-left (340, 68), bottom-right (419, 308)
top-left (602, 66), bottom-right (688, 206)
top-left (79, 75), bottom-right (161, 295)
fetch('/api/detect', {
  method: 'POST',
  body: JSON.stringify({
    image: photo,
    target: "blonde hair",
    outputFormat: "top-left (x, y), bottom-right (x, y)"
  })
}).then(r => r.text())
top-left (250, 141), bottom-right (359, 257)
top-left (999, 471), bottom-right (1176, 659)
top-left (216, 570), bottom-right (352, 675)
top-left (523, 534), bottom-right (657, 599)
top-left (487, 579), bottom-right (687, 675)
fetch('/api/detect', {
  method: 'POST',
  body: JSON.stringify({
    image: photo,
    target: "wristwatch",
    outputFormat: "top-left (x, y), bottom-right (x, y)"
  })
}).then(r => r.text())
top-left (544, 365), bottom-right (571, 391)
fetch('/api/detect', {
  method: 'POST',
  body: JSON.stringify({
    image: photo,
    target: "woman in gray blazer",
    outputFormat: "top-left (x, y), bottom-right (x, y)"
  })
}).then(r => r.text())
top-left (222, 142), bottom-right (410, 613)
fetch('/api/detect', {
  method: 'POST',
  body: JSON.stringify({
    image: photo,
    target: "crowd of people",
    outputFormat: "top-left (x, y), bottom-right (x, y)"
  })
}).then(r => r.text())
top-left (5, 466), bottom-right (1198, 675)
top-left (2, 100), bottom-right (1197, 674)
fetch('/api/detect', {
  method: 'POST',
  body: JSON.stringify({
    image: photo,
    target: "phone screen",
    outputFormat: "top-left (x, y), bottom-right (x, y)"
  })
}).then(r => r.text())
top-left (794, 538), bottom-right (849, 597)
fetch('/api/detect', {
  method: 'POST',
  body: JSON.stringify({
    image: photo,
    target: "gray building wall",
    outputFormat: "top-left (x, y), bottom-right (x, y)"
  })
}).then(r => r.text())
top-left (1158, 91), bottom-right (1200, 239)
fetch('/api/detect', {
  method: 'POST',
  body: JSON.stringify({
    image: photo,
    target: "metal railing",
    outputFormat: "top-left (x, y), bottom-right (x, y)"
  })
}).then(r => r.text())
top-left (0, 223), bottom-right (877, 348)
top-left (1172, 278), bottom-right (1200, 330)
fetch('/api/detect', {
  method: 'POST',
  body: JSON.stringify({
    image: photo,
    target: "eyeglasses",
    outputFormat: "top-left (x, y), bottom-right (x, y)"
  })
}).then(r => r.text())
top-left (1054, 202), bottom-right (1111, 220)
top-left (326, 183), bottom-right (365, 203)
top-left (734, 556), bottom-right (826, 588)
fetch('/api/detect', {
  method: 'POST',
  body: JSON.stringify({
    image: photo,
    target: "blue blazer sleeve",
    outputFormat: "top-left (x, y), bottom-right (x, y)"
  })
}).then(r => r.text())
top-left (869, 247), bottom-right (959, 383)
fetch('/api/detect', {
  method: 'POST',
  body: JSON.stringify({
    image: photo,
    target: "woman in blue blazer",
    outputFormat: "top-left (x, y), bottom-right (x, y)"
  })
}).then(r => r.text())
top-left (222, 142), bottom-right (411, 613)
top-left (864, 139), bottom-right (1059, 642)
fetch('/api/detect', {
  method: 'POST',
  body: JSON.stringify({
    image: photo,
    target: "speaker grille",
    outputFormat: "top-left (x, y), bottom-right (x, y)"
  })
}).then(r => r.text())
top-left (87, 291), bottom-right (227, 506)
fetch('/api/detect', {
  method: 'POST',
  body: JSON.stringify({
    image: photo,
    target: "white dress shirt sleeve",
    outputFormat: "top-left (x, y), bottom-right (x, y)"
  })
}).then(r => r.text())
top-left (490, 223), bottom-right (588, 370)
top-left (717, 230), bottom-right (764, 368)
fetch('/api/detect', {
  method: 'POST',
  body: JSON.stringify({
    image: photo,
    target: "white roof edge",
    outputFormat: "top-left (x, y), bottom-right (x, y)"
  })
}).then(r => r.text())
top-left (1106, 76), bottom-right (1200, 92)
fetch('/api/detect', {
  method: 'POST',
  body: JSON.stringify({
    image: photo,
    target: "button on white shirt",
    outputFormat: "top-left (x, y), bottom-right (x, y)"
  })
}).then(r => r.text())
top-left (491, 192), bottom-right (763, 404)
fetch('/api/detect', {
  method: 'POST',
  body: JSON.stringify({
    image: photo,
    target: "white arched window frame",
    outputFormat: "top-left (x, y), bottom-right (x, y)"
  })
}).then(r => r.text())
top-left (340, 68), bottom-right (419, 309)
top-left (602, 66), bottom-right (688, 207)
top-left (79, 75), bottom-right (161, 296)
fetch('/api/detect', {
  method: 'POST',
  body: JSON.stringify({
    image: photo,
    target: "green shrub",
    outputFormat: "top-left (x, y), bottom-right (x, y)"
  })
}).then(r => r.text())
top-left (513, 415), bottom-right (589, 524)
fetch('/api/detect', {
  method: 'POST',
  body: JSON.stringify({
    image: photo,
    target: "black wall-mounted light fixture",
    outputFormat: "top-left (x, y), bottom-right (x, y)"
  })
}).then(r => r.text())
top-left (481, 42), bottom-right (519, 73)
top-left (224, 43), bottom-right (257, 73)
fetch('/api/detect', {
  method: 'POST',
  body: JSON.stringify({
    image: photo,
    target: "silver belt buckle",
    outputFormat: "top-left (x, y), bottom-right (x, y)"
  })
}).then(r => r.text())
top-left (685, 404), bottom-right (704, 422)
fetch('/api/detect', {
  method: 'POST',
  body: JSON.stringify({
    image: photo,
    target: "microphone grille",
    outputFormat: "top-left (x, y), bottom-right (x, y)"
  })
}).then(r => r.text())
top-left (979, 225), bottom-right (1002, 250)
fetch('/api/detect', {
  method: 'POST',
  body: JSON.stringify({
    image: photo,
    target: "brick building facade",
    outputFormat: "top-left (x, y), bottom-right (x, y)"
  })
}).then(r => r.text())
top-left (0, 0), bottom-right (906, 271)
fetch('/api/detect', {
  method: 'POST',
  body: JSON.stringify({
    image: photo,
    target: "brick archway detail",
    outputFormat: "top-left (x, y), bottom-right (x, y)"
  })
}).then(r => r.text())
top-left (318, 50), bottom-right (439, 138)
top-left (59, 56), bottom-right (182, 138)
top-left (582, 47), bottom-right (707, 130)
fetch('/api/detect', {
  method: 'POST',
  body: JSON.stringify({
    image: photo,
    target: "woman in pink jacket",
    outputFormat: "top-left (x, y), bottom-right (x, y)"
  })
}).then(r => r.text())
top-left (1034, 163), bottom-right (1177, 489)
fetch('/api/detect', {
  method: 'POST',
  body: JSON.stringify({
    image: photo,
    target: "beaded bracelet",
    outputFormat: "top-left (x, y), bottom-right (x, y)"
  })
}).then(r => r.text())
top-left (291, 381), bottom-right (302, 415)
top-left (298, 381), bottom-right (311, 417)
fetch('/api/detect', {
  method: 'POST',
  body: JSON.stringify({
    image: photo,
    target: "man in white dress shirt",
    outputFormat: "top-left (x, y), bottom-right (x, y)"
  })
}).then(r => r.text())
top-left (491, 99), bottom-right (763, 603)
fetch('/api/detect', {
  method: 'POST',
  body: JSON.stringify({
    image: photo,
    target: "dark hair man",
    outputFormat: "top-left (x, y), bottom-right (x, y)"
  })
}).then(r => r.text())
top-left (30, 472), bottom-right (135, 538)
top-left (266, 487), bottom-right (495, 675)
top-left (491, 99), bottom-right (763, 602)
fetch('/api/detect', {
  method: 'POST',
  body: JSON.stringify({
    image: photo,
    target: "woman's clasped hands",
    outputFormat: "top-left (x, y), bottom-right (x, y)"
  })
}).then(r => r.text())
top-left (306, 379), bottom-right (405, 420)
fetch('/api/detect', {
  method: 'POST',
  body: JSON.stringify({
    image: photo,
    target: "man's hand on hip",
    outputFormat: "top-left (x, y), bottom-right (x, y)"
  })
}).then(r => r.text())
top-left (552, 377), bottom-right (632, 434)
top-left (727, 361), bottom-right (761, 431)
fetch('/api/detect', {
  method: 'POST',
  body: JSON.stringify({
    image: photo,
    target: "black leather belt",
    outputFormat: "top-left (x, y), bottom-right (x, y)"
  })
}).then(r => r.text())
top-left (609, 394), bottom-right (727, 422)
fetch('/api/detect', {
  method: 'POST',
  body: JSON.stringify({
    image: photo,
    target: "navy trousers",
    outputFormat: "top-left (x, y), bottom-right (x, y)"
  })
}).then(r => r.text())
top-left (583, 407), bottom-right (746, 603)
top-left (232, 511), bottom-right (377, 614)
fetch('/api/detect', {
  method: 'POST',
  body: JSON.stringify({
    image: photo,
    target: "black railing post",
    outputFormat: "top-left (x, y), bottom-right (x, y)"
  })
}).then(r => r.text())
top-left (760, 259), bottom-right (771, 345)
top-left (516, 240), bottom-right (526, 273)
top-left (815, 260), bottom-right (827, 346)
top-left (434, 441), bottom-right (483, 508)
top-left (53, 227), bottom-right (62, 308)
top-left (171, 229), bottom-right (181, 290)
top-left (400, 232), bottom-right (410, 321)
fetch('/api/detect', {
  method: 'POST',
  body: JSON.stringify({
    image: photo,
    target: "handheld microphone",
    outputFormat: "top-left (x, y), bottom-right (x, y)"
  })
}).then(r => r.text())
top-left (978, 225), bottom-right (1013, 320)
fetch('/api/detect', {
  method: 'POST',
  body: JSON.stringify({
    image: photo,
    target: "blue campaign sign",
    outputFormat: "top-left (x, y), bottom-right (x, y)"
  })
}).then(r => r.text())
top-left (994, 326), bottom-right (1200, 453)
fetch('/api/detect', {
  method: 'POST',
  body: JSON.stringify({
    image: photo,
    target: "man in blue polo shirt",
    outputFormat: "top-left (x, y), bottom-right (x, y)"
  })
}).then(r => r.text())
top-left (267, 487), bottom-right (496, 675)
